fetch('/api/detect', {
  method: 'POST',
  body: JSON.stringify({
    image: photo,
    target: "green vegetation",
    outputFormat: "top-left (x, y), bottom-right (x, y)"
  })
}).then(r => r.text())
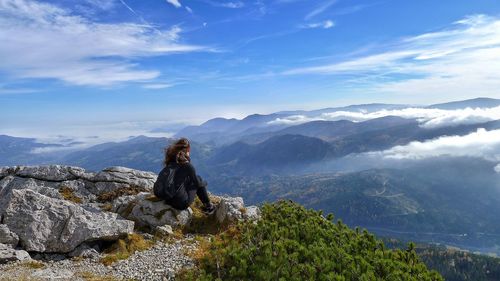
top-left (180, 200), bottom-right (443, 281)
top-left (208, 161), bottom-right (500, 253)
top-left (384, 238), bottom-right (500, 281)
top-left (419, 247), bottom-right (500, 281)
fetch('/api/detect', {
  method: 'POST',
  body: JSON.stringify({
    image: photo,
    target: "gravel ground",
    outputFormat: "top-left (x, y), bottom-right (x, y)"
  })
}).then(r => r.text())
top-left (0, 235), bottom-right (199, 281)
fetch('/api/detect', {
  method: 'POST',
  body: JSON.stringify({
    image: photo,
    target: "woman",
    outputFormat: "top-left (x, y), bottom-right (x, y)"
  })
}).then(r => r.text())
top-left (157, 138), bottom-right (215, 214)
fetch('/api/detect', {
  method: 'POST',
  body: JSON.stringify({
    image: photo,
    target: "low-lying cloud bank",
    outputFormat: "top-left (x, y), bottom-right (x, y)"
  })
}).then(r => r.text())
top-left (367, 128), bottom-right (500, 172)
top-left (7, 120), bottom-right (182, 154)
top-left (268, 106), bottom-right (500, 128)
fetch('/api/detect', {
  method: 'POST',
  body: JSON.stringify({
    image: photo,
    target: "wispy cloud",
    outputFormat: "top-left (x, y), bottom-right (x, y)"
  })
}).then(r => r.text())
top-left (142, 83), bottom-right (175, 89)
top-left (300, 20), bottom-right (335, 29)
top-left (331, 3), bottom-right (381, 16)
top-left (200, 0), bottom-right (245, 9)
top-left (305, 0), bottom-right (338, 20)
top-left (268, 106), bottom-right (500, 128)
top-left (84, 0), bottom-right (116, 11)
top-left (0, 0), bottom-right (208, 86)
top-left (0, 85), bottom-right (39, 95)
top-left (284, 14), bottom-right (500, 99)
top-left (166, 0), bottom-right (182, 8)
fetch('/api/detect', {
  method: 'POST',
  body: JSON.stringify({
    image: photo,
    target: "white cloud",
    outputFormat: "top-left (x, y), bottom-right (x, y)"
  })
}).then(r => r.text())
top-left (495, 164), bottom-right (500, 173)
top-left (200, 0), bottom-right (244, 8)
top-left (267, 106), bottom-right (500, 128)
top-left (305, 0), bottom-right (338, 20)
top-left (268, 115), bottom-right (321, 125)
top-left (300, 20), bottom-right (335, 29)
top-left (166, 0), bottom-right (182, 8)
top-left (219, 2), bottom-right (244, 8)
top-left (84, 0), bottom-right (116, 10)
top-left (142, 83), bottom-right (174, 89)
top-left (372, 128), bottom-right (500, 163)
top-left (0, 0), bottom-right (207, 86)
top-left (185, 6), bottom-right (193, 13)
top-left (284, 14), bottom-right (500, 99)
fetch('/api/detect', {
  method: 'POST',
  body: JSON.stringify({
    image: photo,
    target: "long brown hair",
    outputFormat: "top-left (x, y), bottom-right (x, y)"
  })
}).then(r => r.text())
top-left (164, 138), bottom-right (191, 166)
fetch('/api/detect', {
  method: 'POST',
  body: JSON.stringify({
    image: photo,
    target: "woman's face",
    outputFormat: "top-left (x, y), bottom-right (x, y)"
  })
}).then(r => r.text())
top-left (186, 146), bottom-right (191, 155)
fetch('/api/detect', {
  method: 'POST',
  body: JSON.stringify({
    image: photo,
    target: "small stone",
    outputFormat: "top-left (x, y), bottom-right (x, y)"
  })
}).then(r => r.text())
top-left (155, 225), bottom-right (174, 237)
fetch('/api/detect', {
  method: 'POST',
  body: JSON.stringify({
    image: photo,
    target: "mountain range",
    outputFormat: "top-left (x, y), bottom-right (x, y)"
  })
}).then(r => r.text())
top-left (2, 97), bottom-right (500, 254)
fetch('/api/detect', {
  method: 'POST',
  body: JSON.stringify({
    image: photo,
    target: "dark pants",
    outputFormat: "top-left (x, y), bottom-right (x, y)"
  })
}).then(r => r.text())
top-left (165, 175), bottom-right (210, 210)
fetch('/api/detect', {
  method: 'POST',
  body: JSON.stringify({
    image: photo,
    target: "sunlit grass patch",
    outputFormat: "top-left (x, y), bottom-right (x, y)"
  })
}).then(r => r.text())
top-left (59, 186), bottom-right (82, 204)
top-left (99, 233), bottom-right (153, 266)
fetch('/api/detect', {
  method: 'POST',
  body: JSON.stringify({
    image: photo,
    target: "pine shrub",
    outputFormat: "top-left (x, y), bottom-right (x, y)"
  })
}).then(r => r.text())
top-left (180, 200), bottom-right (443, 281)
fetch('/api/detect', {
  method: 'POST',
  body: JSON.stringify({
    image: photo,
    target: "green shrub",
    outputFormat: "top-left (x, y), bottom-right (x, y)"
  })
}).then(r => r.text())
top-left (180, 200), bottom-right (443, 281)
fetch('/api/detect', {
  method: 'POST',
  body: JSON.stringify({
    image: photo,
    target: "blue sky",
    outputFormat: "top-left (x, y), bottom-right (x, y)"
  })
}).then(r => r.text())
top-left (1, 0), bottom-right (500, 143)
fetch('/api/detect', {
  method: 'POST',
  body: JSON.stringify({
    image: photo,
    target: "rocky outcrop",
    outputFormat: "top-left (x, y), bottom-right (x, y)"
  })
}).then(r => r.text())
top-left (0, 165), bottom-right (261, 263)
top-left (112, 192), bottom-right (192, 229)
top-left (0, 165), bottom-right (157, 204)
top-left (0, 165), bottom-right (153, 255)
top-left (216, 196), bottom-right (261, 224)
top-left (2, 189), bottom-right (134, 253)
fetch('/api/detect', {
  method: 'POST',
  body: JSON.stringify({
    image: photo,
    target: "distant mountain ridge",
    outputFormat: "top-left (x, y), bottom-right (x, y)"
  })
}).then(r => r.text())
top-left (426, 97), bottom-right (500, 110)
top-left (0, 135), bottom-right (64, 166)
top-left (172, 97), bottom-right (500, 145)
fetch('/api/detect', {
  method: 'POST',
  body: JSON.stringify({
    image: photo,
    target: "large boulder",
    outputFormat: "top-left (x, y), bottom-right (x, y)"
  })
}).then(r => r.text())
top-left (112, 193), bottom-right (192, 229)
top-left (0, 243), bottom-right (30, 263)
top-left (215, 197), bottom-right (261, 224)
top-left (1, 189), bottom-right (134, 253)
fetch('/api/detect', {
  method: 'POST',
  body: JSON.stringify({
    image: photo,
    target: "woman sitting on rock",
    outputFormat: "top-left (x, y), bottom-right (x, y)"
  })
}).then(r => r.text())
top-left (154, 138), bottom-right (215, 214)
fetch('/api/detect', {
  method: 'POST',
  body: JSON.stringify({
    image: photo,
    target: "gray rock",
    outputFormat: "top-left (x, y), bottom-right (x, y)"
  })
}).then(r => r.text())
top-left (58, 180), bottom-right (97, 203)
top-left (155, 225), bottom-right (174, 236)
top-left (113, 193), bottom-right (192, 228)
top-left (0, 176), bottom-right (62, 201)
top-left (94, 166), bottom-right (157, 189)
top-left (0, 224), bottom-right (19, 246)
top-left (15, 165), bottom-right (84, 181)
top-left (0, 166), bottom-right (15, 179)
top-left (1, 189), bottom-right (134, 253)
top-left (0, 243), bottom-right (31, 264)
top-left (245, 206), bottom-right (262, 221)
top-left (68, 243), bottom-right (100, 259)
top-left (0, 165), bottom-right (157, 206)
top-left (215, 196), bottom-right (246, 223)
top-left (91, 181), bottom-right (131, 195)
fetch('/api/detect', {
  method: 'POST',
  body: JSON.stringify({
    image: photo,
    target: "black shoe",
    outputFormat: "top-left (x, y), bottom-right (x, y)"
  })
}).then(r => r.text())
top-left (201, 203), bottom-right (216, 215)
